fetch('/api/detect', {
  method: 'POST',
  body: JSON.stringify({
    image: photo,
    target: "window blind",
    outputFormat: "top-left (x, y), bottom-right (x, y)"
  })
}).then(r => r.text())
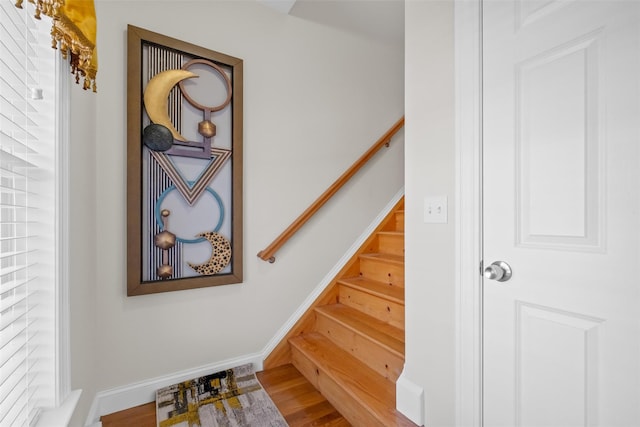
top-left (0, 3), bottom-right (57, 426)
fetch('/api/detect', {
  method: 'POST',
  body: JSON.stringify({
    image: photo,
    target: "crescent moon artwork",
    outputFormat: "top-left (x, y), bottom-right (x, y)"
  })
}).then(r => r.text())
top-left (143, 69), bottom-right (198, 142)
top-left (187, 231), bottom-right (232, 275)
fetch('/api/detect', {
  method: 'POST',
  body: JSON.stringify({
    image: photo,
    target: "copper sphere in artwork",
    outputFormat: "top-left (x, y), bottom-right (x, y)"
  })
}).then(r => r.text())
top-left (198, 120), bottom-right (216, 138)
top-left (155, 230), bottom-right (176, 250)
top-left (157, 264), bottom-right (173, 279)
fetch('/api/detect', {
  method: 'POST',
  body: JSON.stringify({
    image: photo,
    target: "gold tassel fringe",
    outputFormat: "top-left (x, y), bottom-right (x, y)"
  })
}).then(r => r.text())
top-left (15, 0), bottom-right (98, 92)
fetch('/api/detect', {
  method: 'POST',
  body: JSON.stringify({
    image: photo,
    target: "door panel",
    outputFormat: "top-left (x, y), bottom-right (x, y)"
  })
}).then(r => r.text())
top-left (516, 33), bottom-right (600, 246)
top-left (516, 302), bottom-right (603, 426)
top-left (482, 1), bottom-right (640, 426)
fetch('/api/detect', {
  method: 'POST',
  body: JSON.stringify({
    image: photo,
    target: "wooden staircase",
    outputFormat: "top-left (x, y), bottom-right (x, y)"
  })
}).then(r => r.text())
top-left (263, 198), bottom-right (415, 426)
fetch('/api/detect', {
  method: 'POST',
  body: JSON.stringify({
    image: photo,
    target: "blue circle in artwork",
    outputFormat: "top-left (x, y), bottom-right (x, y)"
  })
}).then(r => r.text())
top-left (155, 184), bottom-right (225, 244)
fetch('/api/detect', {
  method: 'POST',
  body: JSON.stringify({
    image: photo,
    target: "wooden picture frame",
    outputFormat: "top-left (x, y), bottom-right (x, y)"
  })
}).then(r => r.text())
top-left (127, 25), bottom-right (243, 296)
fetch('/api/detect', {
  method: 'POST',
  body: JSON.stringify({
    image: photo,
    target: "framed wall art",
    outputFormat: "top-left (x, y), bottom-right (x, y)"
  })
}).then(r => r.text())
top-left (127, 25), bottom-right (243, 296)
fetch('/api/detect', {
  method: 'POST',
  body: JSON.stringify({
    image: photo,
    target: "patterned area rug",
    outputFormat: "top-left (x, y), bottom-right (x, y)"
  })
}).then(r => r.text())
top-left (156, 363), bottom-right (287, 427)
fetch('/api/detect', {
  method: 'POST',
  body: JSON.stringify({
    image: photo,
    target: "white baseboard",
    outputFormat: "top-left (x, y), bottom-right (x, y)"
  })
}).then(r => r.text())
top-left (84, 353), bottom-right (263, 426)
top-left (396, 370), bottom-right (425, 426)
top-left (260, 187), bottom-right (405, 358)
top-left (85, 189), bottom-right (405, 427)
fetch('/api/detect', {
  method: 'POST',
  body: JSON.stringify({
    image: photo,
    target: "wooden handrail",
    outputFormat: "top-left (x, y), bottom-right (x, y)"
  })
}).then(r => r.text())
top-left (257, 116), bottom-right (405, 263)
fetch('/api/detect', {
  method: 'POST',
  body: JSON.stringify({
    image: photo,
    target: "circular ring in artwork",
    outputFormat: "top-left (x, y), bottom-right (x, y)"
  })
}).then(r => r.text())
top-left (178, 59), bottom-right (232, 113)
top-left (155, 185), bottom-right (224, 244)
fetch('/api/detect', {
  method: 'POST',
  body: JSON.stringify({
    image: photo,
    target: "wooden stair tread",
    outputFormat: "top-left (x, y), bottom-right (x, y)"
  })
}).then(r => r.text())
top-left (257, 364), bottom-right (309, 396)
top-left (359, 252), bottom-right (404, 265)
top-left (377, 231), bottom-right (404, 236)
top-left (290, 333), bottom-right (415, 427)
top-left (315, 304), bottom-right (405, 352)
top-left (338, 276), bottom-right (404, 304)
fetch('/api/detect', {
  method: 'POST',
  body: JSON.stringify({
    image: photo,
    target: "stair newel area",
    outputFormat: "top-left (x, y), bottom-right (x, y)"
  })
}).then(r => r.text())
top-left (264, 198), bottom-right (414, 427)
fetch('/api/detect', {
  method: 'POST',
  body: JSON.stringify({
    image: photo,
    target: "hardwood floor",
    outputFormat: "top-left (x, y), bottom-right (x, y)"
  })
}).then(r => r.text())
top-left (100, 402), bottom-right (156, 427)
top-left (100, 364), bottom-right (349, 427)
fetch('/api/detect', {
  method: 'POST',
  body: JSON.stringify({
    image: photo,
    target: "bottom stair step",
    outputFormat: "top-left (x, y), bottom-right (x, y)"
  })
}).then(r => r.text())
top-left (290, 332), bottom-right (416, 427)
top-left (257, 364), bottom-right (350, 427)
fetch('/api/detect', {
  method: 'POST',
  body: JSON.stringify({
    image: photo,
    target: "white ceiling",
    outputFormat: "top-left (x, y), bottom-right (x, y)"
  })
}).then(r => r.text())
top-left (260, 0), bottom-right (404, 46)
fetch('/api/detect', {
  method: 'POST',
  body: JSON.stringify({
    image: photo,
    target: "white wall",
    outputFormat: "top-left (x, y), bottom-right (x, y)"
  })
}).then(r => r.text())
top-left (68, 83), bottom-right (98, 427)
top-left (404, 1), bottom-right (456, 426)
top-left (70, 0), bottom-right (404, 423)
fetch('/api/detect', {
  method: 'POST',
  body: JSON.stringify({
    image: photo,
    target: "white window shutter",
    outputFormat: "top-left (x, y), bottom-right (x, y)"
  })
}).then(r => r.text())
top-left (0, 3), bottom-right (58, 425)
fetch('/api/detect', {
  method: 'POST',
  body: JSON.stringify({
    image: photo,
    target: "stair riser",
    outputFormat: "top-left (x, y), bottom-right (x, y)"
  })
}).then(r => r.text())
top-left (359, 258), bottom-right (404, 287)
top-left (315, 313), bottom-right (404, 382)
top-left (339, 285), bottom-right (405, 330)
top-left (291, 345), bottom-right (320, 389)
top-left (395, 212), bottom-right (404, 232)
top-left (377, 234), bottom-right (404, 256)
top-left (291, 345), bottom-right (388, 427)
top-left (318, 372), bottom-right (387, 427)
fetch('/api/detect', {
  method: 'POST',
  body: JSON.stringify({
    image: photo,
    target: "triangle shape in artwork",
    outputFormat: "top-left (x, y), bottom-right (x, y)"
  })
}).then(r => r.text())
top-left (151, 147), bottom-right (231, 205)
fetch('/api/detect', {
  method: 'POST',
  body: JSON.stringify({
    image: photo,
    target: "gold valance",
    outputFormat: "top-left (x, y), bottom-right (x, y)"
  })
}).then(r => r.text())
top-left (15, 0), bottom-right (98, 92)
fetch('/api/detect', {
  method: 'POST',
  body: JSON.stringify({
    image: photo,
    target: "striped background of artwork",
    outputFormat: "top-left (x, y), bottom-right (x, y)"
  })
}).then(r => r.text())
top-left (144, 45), bottom-right (185, 281)
top-left (146, 150), bottom-right (183, 281)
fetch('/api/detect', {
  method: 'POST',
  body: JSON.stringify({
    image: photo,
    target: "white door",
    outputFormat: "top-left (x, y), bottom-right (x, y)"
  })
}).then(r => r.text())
top-left (482, 0), bottom-right (640, 426)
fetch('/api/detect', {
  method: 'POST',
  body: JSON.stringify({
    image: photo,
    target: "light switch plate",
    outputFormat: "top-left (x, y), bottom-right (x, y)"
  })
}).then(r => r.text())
top-left (424, 196), bottom-right (448, 224)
